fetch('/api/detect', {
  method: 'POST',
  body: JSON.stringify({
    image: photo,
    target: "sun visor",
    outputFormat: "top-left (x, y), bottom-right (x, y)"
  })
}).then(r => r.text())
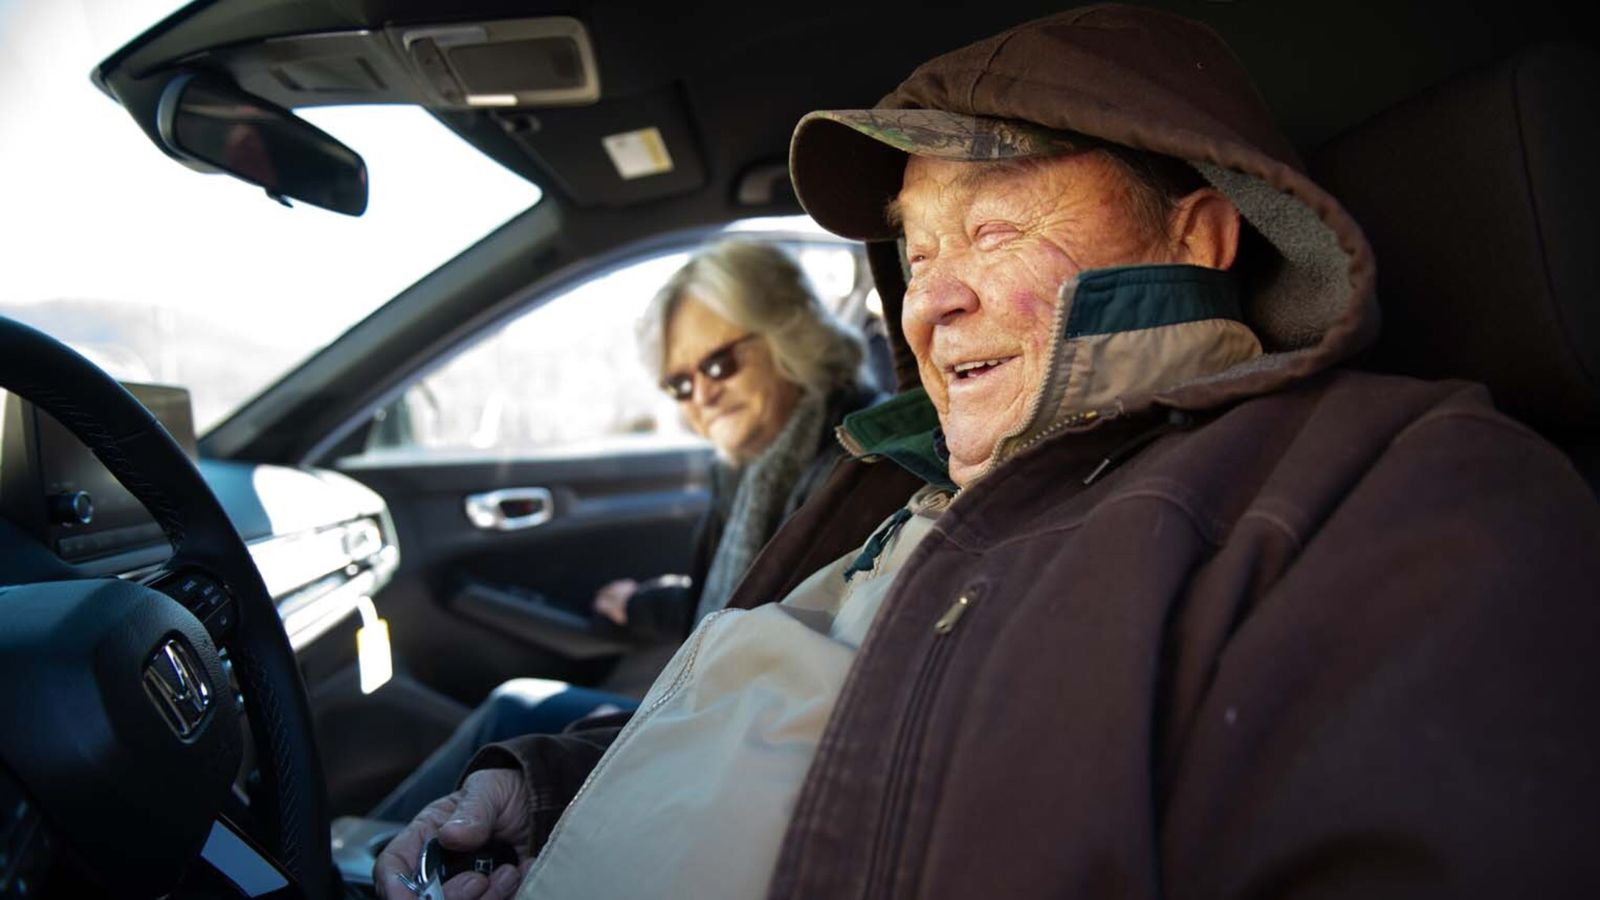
top-left (498, 85), bottom-right (708, 207)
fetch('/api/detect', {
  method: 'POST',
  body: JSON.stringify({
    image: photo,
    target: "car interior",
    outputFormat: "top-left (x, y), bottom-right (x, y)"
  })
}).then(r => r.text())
top-left (1, 0), bottom-right (1595, 897)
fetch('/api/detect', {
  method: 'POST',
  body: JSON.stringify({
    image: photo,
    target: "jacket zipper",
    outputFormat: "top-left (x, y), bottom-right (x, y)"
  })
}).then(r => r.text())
top-left (976, 278), bottom-right (1124, 480)
top-left (863, 589), bottom-right (979, 898)
top-left (1012, 405), bottom-right (1120, 458)
top-left (978, 279), bottom-right (1078, 481)
top-left (835, 422), bottom-right (870, 459)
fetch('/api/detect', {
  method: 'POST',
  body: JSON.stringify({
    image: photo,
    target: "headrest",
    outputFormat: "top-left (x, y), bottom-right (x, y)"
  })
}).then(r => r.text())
top-left (1310, 43), bottom-right (1600, 436)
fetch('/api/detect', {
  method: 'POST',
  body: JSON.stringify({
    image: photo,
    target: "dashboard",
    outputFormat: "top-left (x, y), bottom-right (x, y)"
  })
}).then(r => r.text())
top-left (0, 383), bottom-right (398, 653)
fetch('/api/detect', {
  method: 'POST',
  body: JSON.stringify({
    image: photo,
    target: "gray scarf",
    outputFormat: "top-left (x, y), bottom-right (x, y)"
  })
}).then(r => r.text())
top-left (693, 393), bottom-right (828, 624)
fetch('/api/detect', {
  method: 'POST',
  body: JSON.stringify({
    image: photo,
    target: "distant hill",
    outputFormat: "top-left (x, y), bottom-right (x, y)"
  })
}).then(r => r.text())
top-left (0, 299), bottom-right (302, 429)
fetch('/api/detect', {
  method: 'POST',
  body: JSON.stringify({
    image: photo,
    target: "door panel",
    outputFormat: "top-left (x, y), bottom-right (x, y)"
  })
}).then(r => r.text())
top-left (339, 444), bottom-right (711, 703)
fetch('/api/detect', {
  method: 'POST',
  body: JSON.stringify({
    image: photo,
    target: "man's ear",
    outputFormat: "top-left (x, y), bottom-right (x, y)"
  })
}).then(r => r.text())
top-left (1167, 188), bottom-right (1240, 270)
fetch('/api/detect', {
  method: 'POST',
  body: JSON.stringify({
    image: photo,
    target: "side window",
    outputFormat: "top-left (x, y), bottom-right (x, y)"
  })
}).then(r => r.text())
top-left (792, 242), bottom-right (861, 318)
top-left (359, 233), bottom-right (882, 461)
top-left (365, 252), bottom-right (696, 458)
top-left (786, 240), bottom-right (892, 393)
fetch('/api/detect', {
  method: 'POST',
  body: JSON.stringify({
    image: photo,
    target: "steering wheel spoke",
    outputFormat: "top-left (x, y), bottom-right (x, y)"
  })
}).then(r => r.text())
top-left (145, 563), bottom-right (243, 645)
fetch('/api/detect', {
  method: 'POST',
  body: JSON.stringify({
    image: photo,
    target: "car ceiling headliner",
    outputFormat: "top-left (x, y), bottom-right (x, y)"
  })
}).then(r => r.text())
top-left (100, 0), bottom-right (1585, 219)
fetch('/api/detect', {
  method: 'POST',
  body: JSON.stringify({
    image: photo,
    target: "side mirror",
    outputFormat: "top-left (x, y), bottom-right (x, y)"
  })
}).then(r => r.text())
top-left (157, 73), bottom-right (368, 216)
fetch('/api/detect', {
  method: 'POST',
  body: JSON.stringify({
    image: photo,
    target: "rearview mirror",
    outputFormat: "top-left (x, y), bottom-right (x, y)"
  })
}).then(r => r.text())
top-left (157, 73), bottom-right (368, 216)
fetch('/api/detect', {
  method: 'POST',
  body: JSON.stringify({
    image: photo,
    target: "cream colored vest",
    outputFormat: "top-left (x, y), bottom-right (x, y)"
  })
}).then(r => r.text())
top-left (514, 488), bottom-right (949, 899)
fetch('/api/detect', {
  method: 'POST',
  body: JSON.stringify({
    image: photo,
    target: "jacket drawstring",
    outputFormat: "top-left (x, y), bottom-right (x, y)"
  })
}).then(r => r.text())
top-left (1083, 409), bottom-right (1196, 486)
top-left (843, 507), bottom-right (914, 582)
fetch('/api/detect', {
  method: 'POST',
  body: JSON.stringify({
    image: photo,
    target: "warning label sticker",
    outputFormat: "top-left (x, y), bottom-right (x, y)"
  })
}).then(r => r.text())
top-left (602, 127), bottom-right (675, 180)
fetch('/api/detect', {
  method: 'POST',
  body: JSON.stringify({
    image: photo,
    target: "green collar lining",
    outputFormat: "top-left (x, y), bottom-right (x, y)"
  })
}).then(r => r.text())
top-left (841, 264), bottom-right (1244, 488)
top-left (838, 387), bottom-right (954, 490)
top-left (1066, 264), bottom-right (1242, 338)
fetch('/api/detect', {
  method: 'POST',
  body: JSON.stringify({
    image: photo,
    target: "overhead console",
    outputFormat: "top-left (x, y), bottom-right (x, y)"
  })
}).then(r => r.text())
top-left (200, 17), bottom-right (600, 112)
top-left (0, 385), bottom-right (398, 653)
top-left (103, 13), bottom-right (708, 208)
top-left (398, 18), bottom-right (601, 109)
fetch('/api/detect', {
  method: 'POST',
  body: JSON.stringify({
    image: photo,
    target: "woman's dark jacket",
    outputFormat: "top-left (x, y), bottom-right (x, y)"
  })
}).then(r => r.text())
top-left (617, 383), bottom-right (881, 642)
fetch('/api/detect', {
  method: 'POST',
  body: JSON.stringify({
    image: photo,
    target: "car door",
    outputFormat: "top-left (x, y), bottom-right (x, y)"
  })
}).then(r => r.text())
top-left (328, 250), bottom-right (707, 709)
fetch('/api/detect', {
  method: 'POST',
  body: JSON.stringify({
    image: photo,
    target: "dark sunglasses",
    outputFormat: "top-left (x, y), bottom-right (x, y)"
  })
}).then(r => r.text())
top-left (660, 334), bottom-right (759, 401)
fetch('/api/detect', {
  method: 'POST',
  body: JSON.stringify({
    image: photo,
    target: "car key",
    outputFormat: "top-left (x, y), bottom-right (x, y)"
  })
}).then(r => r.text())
top-left (399, 845), bottom-right (448, 900)
top-left (394, 871), bottom-right (431, 898)
top-left (413, 872), bottom-right (447, 900)
top-left (418, 836), bottom-right (520, 886)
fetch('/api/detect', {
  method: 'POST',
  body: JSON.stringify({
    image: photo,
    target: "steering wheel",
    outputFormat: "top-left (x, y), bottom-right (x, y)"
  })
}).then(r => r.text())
top-left (0, 317), bottom-right (333, 899)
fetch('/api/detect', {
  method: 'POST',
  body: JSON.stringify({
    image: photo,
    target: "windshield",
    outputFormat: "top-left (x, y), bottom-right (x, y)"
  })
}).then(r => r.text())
top-left (0, 0), bottom-right (543, 431)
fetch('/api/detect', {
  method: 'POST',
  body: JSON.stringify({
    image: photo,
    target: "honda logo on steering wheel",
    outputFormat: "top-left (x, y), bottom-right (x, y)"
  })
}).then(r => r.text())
top-left (142, 638), bottom-right (213, 739)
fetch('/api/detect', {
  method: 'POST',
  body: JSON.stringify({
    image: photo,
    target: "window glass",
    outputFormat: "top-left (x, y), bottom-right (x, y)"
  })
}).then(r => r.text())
top-left (360, 235), bottom-right (872, 460)
top-left (795, 244), bottom-right (859, 316)
top-left (365, 253), bottom-right (694, 459)
top-left (0, 0), bottom-right (542, 431)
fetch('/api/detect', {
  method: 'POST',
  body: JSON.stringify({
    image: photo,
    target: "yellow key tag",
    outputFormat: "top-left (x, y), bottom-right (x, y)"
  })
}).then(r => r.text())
top-left (355, 596), bottom-right (393, 695)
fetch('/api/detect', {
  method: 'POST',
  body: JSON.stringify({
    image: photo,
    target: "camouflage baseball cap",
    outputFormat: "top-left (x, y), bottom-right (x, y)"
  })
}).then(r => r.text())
top-left (789, 109), bottom-right (1084, 241)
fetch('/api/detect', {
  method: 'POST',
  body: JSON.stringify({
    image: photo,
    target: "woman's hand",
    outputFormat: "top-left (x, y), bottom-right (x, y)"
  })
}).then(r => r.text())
top-left (592, 578), bottom-right (638, 626)
top-left (374, 769), bottom-right (535, 900)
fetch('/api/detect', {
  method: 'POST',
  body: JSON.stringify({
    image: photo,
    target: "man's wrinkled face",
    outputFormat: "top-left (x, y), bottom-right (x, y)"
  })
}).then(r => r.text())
top-left (897, 153), bottom-right (1171, 486)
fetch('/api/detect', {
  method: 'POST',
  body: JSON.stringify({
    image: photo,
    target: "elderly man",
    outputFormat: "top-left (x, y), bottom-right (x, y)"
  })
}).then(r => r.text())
top-left (378, 6), bottom-right (1600, 899)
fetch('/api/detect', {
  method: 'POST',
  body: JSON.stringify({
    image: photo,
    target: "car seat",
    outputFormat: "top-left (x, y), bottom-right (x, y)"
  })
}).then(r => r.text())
top-left (1310, 42), bottom-right (1600, 490)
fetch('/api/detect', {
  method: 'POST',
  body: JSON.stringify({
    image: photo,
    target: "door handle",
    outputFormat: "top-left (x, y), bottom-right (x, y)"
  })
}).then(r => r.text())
top-left (464, 487), bottom-right (554, 531)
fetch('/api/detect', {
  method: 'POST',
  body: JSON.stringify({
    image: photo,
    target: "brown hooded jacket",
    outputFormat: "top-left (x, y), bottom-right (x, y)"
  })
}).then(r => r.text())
top-left (471, 6), bottom-right (1600, 897)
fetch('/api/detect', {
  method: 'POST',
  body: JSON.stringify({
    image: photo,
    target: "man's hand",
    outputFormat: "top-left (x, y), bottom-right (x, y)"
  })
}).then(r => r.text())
top-left (592, 578), bottom-right (638, 626)
top-left (374, 769), bottom-right (535, 900)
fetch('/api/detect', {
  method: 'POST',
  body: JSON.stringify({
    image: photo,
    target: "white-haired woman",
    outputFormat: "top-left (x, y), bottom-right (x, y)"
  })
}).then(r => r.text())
top-left (594, 240), bottom-right (881, 637)
top-left (371, 241), bottom-right (881, 823)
